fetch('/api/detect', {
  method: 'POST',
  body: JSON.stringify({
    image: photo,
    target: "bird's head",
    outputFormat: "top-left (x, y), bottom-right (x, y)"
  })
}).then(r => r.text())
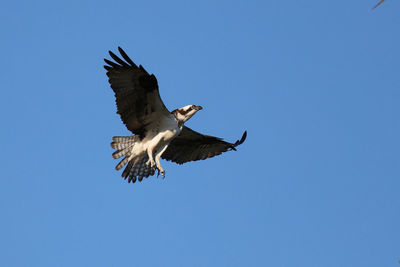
top-left (172, 105), bottom-right (203, 124)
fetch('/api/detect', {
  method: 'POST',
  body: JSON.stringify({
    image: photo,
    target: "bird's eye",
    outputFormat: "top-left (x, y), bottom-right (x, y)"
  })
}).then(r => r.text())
top-left (188, 107), bottom-right (193, 111)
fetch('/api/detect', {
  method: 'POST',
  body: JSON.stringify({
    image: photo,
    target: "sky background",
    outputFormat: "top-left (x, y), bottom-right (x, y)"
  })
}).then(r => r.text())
top-left (1, 0), bottom-right (399, 266)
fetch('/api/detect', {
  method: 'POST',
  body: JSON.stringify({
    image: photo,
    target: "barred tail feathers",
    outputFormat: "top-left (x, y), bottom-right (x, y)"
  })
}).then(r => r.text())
top-left (111, 136), bottom-right (137, 152)
top-left (112, 145), bottom-right (133, 159)
top-left (111, 135), bottom-right (138, 170)
top-left (111, 135), bottom-right (155, 183)
top-left (122, 157), bottom-right (156, 183)
top-left (112, 136), bottom-right (136, 143)
top-left (115, 156), bottom-right (130, 171)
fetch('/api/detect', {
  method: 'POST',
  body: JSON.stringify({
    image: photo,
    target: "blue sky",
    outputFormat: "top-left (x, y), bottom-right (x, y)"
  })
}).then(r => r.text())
top-left (1, 0), bottom-right (399, 266)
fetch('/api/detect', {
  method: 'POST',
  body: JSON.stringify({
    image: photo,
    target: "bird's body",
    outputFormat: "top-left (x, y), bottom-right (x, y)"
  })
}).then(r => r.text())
top-left (111, 114), bottom-right (180, 180)
top-left (373, 0), bottom-right (385, 9)
top-left (104, 47), bottom-right (246, 183)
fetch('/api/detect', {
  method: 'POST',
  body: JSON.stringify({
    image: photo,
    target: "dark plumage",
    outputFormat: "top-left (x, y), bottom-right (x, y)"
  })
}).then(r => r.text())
top-left (162, 127), bottom-right (247, 164)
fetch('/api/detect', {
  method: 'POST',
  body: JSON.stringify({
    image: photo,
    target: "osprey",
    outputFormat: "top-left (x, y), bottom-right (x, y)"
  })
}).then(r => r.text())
top-left (104, 47), bottom-right (247, 183)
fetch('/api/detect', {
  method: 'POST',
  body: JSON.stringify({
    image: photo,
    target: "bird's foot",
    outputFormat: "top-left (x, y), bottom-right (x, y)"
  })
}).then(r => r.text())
top-left (146, 159), bottom-right (156, 168)
top-left (156, 167), bottom-right (165, 178)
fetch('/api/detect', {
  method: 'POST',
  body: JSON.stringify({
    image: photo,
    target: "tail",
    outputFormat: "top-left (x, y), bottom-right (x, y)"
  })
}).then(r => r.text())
top-left (111, 136), bottom-right (155, 183)
top-left (121, 157), bottom-right (156, 183)
top-left (111, 136), bottom-right (137, 160)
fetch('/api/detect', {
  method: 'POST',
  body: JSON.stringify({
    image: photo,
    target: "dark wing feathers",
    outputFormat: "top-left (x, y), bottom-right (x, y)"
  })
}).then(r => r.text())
top-left (230, 130), bottom-right (247, 150)
top-left (104, 47), bottom-right (170, 137)
top-left (162, 126), bottom-right (247, 164)
top-left (118, 46), bottom-right (137, 67)
top-left (108, 51), bottom-right (129, 67)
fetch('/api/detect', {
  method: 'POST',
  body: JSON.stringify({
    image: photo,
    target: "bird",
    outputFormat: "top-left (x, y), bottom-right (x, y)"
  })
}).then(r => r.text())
top-left (373, 0), bottom-right (385, 9)
top-left (104, 47), bottom-right (247, 183)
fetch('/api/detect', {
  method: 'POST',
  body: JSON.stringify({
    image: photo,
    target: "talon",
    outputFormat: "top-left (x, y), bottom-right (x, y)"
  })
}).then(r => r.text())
top-left (146, 159), bottom-right (156, 168)
top-left (161, 170), bottom-right (165, 178)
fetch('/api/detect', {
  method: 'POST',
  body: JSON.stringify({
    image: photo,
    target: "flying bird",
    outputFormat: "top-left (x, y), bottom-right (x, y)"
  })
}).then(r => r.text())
top-left (104, 47), bottom-right (247, 183)
top-left (373, 0), bottom-right (385, 9)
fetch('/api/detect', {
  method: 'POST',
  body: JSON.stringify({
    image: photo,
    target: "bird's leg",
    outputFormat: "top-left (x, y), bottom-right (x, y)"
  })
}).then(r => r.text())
top-left (146, 143), bottom-right (157, 169)
top-left (155, 144), bottom-right (169, 178)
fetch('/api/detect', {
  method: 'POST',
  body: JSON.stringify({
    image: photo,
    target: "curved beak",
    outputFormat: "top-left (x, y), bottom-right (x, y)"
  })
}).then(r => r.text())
top-left (195, 105), bottom-right (203, 111)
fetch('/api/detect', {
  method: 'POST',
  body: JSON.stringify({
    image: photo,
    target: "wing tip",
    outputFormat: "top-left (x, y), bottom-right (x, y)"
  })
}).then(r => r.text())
top-left (117, 46), bottom-right (137, 67)
top-left (229, 130), bottom-right (247, 151)
top-left (236, 130), bottom-right (247, 146)
top-left (103, 47), bottom-right (138, 69)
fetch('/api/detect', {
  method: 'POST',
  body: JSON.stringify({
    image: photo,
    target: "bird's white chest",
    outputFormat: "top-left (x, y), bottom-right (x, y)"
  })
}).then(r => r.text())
top-left (144, 116), bottom-right (181, 151)
top-left (155, 121), bottom-right (180, 142)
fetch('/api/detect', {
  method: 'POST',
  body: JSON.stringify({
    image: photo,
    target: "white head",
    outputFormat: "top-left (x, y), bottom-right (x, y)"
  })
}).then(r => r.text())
top-left (172, 105), bottom-right (203, 124)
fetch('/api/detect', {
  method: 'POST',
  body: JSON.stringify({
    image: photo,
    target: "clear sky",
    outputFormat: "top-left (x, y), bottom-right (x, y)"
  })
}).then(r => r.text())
top-left (1, 0), bottom-right (399, 266)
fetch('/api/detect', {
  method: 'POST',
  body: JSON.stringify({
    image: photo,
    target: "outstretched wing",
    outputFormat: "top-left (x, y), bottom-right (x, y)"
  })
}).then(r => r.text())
top-left (104, 47), bottom-right (171, 137)
top-left (162, 126), bottom-right (247, 164)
